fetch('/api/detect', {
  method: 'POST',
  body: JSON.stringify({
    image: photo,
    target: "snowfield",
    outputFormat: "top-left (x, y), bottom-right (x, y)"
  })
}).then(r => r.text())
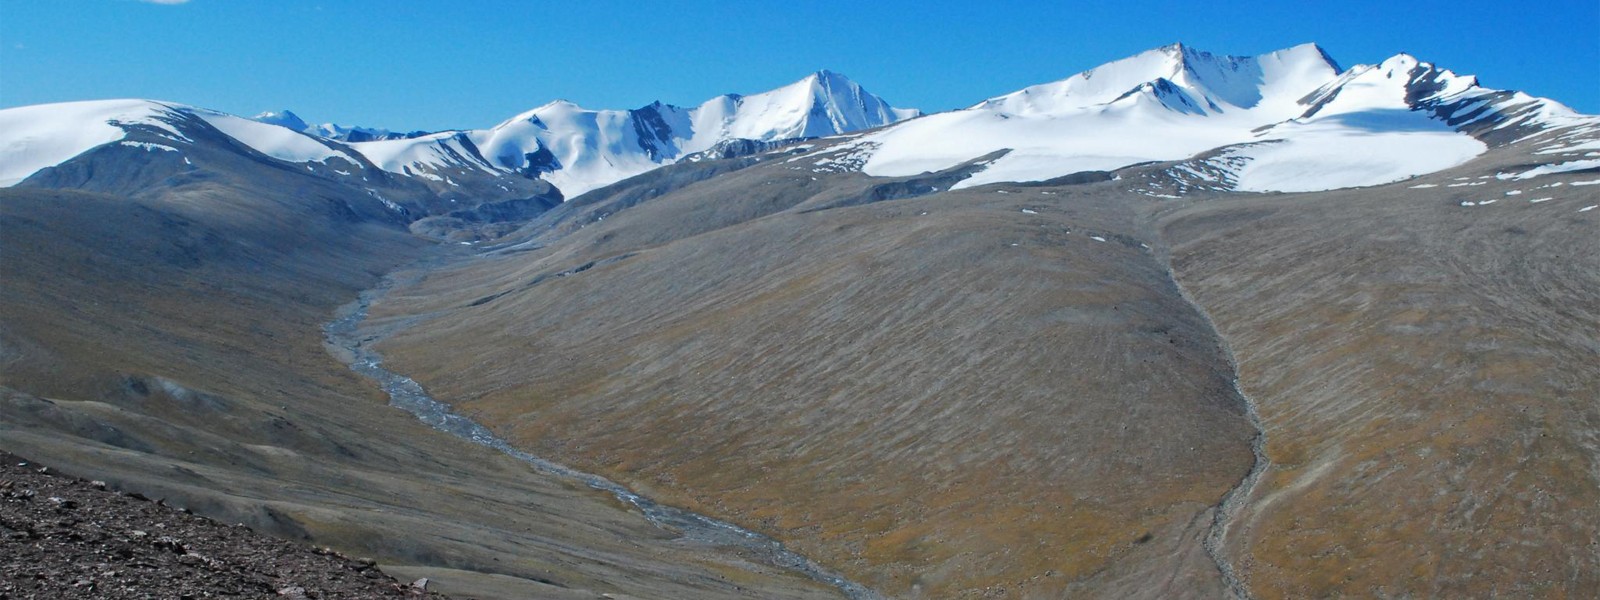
top-left (858, 46), bottom-right (1506, 193)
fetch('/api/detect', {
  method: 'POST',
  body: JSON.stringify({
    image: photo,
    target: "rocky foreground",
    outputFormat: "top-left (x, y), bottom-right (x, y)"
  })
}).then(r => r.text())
top-left (0, 452), bottom-right (444, 600)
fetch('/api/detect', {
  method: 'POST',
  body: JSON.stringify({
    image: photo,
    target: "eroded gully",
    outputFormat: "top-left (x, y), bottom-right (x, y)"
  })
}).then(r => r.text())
top-left (1164, 265), bottom-right (1267, 600)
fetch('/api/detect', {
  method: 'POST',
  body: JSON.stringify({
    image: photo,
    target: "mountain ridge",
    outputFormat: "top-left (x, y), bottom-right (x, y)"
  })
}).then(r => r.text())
top-left (0, 69), bottom-right (917, 201)
top-left (253, 109), bottom-right (430, 143)
top-left (3, 43), bottom-right (1594, 210)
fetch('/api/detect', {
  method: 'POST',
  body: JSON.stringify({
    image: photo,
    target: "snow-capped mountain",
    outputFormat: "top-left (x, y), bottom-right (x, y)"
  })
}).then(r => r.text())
top-left (834, 43), bottom-right (1595, 192)
top-left (253, 110), bottom-right (428, 143)
top-left (251, 109), bottom-right (311, 131)
top-left (0, 99), bottom-right (371, 187)
top-left (352, 70), bottom-right (920, 197)
top-left (0, 70), bottom-right (917, 200)
top-left (0, 97), bottom-right (565, 229)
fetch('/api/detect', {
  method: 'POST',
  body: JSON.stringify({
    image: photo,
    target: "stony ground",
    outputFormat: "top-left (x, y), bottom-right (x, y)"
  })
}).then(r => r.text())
top-left (0, 452), bottom-right (443, 600)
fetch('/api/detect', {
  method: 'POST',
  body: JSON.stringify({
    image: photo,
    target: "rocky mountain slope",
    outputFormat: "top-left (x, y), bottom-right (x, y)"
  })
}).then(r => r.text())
top-left (1, 451), bottom-right (448, 599)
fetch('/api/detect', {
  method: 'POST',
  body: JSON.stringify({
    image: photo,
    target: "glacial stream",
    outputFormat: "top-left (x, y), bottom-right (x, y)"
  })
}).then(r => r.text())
top-left (324, 277), bottom-right (880, 600)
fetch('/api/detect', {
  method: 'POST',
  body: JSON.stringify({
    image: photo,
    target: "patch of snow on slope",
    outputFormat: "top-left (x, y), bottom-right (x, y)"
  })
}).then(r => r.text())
top-left (1538, 138), bottom-right (1600, 154)
top-left (120, 141), bottom-right (179, 153)
top-left (804, 139), bottom-right (881, 173)
top-left (0, 99), bottom-right (187, 186)
top-left (1511, 159), bottom-right (1600, 180)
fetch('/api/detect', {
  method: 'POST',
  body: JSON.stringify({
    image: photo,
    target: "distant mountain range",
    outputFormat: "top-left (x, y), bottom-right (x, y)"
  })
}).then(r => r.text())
top-left (0, 70), bottom-right (917, 199)
top-left (251, 109), bottom-right (432, 143)
top-left (3, 43), bottom-right (1594, 202)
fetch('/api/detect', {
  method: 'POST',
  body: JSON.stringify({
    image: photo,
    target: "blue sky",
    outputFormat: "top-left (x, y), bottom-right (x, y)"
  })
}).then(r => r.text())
top-left (2, 0), bottom-right (1596, 131)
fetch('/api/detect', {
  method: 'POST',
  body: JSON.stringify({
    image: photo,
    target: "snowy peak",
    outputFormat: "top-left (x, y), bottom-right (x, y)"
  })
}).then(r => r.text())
top-left (250, 109), bottom-right (427, 143)
top-left (1298, 53), bottom-right (1479, 120)
top-left (979, 42), bottom-right (1341, 118)
top-left (692, 70), bottom-right (918, 148)
top-left (798, 69), bottom-right (922, 133)
top-left (253, 109), bottom-right (311, 132)
top-left (1164, 43), bottom-right (1273, 109)
top-left (1285, 51), bottom-right (1597, 159)
top-left (1110, 78), bottom-right (1208, 115)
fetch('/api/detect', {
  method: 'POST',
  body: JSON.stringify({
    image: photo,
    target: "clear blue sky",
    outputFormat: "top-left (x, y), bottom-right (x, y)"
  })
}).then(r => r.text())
top-left (3, 0), bottom-right (1596, 131)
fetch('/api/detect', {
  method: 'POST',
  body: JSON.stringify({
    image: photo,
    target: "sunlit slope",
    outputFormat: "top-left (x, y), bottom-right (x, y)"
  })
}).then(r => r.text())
top-left (371, 151), bottom-right (1258, 598)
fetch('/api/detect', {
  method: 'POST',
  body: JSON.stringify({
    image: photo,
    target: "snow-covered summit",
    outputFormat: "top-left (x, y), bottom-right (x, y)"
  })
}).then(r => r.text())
top-left (693, 69), bottom-right (922, 144)
top-left (252, 109), bottom-right (312, 132)
top-left (976, 43), bottom-right (1340, 118)
top-left (350, 70), bottom-right (918, 197)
